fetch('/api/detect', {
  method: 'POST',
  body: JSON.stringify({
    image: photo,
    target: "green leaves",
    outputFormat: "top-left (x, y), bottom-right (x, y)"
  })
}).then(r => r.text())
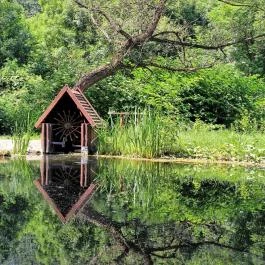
top-left (0, 1), bottom-right (33, 67)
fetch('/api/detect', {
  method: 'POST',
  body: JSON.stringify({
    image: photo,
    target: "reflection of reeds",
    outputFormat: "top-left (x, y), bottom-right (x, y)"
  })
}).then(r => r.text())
top-left (95, 158), bottom-right (265, 221)
top-left (97, 110), bottom-right (177, 158)
top-left (12, 113), bottom-right (33, 155)
top-left (0, 158), bottom-right (38, 198)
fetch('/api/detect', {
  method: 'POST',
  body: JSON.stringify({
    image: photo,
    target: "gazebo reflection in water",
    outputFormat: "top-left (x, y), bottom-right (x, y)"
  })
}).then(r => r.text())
top-left (34, 156), bottom-right (97, 223)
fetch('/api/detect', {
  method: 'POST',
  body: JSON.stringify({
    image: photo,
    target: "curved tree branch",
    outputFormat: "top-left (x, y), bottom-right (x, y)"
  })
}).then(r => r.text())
top-left (217, 0), bottom-right (254, 7)
top-left (217, 0), bottom-right (265, 11)
top-left (151, 33), bottom-right (265, 50)
top-left (74, 0), bottom-right (265, 92)
top-left (74, 0), bottom-right (167, 91)
top-left (137, 62), bottom-right (215, 72)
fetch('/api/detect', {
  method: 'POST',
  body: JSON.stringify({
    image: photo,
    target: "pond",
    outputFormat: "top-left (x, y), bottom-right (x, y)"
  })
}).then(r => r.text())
top-left (0, 156), bottom-right (265, 265)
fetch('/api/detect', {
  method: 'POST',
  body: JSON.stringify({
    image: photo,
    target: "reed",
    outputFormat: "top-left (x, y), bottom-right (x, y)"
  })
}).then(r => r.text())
top-left (97, 110), bottom-right (178, 158)
top-left (97, 113), bottom-right (265, 162)
top-left (12, 113), bottom-right (34, 155)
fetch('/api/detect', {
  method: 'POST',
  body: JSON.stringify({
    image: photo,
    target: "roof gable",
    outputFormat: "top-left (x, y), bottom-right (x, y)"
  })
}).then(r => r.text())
top-left (35, 86), bottom-right (103, 128)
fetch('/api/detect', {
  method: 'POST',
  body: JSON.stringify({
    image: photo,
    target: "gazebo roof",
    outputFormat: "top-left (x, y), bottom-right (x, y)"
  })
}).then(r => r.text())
top-left (35, 85), bottom-right (103, 128)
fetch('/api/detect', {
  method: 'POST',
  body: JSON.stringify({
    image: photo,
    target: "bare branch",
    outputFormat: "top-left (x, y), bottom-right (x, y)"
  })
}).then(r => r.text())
top-left (139, 62), bottom-right (214, 72)
top-left (152, 30), bottom-right (181, 38)
top-left (133, 0), bottom-right (167, 44)
top-left (74, 0), bottom-right (131, 40)
top-left (93, 7), bottom-right (132, 40)
top-left (148, 240), bottom-right (261, 258)
top-left (217, 0), bottom-right (265, 11)
top-left (151, 33), bottom-right (265, 50)
top-left (74, 0), bottom-right (89, 9)
top-left (74, 0), bottom-right (112, 42)
top-left (90, 13), bottom-right (112, 42)
top-left (217, 0), bottom-right (254, 7)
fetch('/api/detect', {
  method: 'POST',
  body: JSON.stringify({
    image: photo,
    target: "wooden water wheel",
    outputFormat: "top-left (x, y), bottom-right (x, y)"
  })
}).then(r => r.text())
top-left (52, 110), bottom-right (83, 141)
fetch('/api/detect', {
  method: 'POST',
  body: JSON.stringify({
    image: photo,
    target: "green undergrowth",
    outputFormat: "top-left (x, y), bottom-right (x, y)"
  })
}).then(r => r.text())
top-left (12, 113), bottom-right (34, 155)
top-left (98, 111), bottom-right (178, 158)
top-left (177, 121), bottom-right (265, 163)
top-left (97, 115), bottom-right (265, 163)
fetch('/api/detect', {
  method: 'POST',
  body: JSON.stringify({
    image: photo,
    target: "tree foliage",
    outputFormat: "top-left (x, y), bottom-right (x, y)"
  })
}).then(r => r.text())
top-left (0, 1), bottom-right (32, 67)
top-left (0, 0), bottom-right (264, 133)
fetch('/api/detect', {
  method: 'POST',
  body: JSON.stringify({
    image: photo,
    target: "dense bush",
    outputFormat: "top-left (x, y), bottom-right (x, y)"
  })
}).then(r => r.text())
top-left (177, 66), bottom-right (265, 127)
top-left (102, 65), bottom-right (264, 129)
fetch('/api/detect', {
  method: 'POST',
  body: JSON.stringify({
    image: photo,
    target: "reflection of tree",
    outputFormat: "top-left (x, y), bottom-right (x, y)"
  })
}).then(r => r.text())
top-left (232, 210), bottom-right (265, 257)
top-left (4, 234), bottom-right (38, 265)
top-left (0, 194), bottom-right (29, 262)
top-left (79, 204), bottom-right (262, 265)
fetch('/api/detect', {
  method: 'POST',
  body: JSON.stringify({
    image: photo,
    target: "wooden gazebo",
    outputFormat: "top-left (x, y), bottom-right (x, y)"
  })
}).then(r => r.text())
top-left (35, 85), bottom-right (103, 154)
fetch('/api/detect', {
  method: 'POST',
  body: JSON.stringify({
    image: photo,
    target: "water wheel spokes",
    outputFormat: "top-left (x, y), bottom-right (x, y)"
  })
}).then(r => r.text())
top-left (52, 110), bottom-right (83, 140)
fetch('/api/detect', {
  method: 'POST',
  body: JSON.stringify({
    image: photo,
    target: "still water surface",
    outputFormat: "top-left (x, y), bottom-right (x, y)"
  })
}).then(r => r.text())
top-left (0, 156), bottom-right (265, 264)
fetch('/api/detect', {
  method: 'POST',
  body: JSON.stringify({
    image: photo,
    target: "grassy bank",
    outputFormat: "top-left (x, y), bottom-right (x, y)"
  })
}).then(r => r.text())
top-left (97, 115), bottom-right (265, 163)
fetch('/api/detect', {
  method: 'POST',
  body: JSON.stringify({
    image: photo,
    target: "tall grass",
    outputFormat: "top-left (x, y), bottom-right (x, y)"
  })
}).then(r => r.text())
top-left (98, 110), bottom-right (178, 158)
top-left (97, 112), bottom-right (265, 163)
top-left (12, 113), bottom-right (34, 155)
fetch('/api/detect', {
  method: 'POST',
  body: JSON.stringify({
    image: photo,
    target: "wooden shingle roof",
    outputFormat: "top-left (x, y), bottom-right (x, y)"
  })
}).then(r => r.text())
top-left (35, 85), bottom-right (103, 128)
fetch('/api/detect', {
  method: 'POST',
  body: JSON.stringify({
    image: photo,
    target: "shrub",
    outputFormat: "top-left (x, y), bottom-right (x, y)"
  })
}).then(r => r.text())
top-left (177, 65), bottom-right (264, 127)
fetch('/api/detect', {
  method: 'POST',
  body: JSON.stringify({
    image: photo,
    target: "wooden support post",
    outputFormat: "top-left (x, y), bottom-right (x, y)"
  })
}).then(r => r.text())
top-left (81, 123), bottom-right (84, 147)
top-left (81, 123), bottom-right (87, 153)
top-left (81, 123), bottom-right (91, 154)
top-left (41, 123), bottom-right (53, 154)
top-left (41, 123), bottom-right (46, 154)
top-left (120, 113), bottom-right (125, 127)
top-left (46, 123), bottom-right (53, 153)
top-left (85, 123), bottom-right (88, 147)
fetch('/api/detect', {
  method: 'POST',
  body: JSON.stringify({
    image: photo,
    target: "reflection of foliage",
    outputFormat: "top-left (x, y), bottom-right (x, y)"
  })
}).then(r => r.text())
top-left (4, 234), bottom-right (39, 265)
top-left (77, 204), bottom-right (265, 265)
top-left (0, 194), bottom-right (29, 262)
top-left (0, 158), bottom-right (265, 264)
top-left (96, 159), bottom-right (265, 222)
top-left (0, 159), bottom-right (39, 197)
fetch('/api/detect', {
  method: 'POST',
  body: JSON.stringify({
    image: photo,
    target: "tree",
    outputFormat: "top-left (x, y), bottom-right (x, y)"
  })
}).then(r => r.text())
top-left (73, 0), bottom-right (265, 91)
top-left (0, 1), bottom-right (32, 67)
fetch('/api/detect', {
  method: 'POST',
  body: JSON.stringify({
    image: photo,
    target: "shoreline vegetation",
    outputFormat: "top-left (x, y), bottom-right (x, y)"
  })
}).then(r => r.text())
top-left (1, 114), bottom-right (264, 168)
top-left (94, 155), bottom-right (265, 168)
top-left (97, 113), bottom-right (265, 165)
top-left (0, 1), bottom-right (265, 169)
